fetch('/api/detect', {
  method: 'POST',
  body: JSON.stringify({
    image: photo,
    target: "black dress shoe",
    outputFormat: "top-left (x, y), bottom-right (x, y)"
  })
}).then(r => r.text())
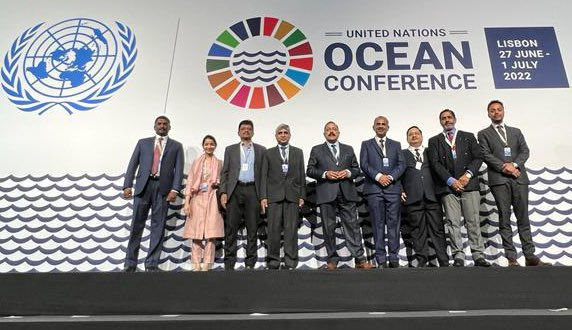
top-left (474, 258), bottom-right (491, 267)
top-left (244, 265), bottom-right (255, 270)
top-left (525, 256), bottom-right (552, 267)
top-left (389, 261), bottom-right (400, 268)
top-left (453, 258), bottom-right (465, 267)
top-left (123, 266), bottom-right (136, 273)
top-left (377, 262), bottom-right (388, 269)
top-left (281, 265), bottom-right (295, 270)
top-left (145, 266), bottom-right (160, 272)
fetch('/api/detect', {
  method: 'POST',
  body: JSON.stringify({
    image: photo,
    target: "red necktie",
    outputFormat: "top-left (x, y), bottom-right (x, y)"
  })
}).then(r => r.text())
top-left (151, 138), bottom-right (163, 176)
top-left (447, 131), bottom-right (454, 142)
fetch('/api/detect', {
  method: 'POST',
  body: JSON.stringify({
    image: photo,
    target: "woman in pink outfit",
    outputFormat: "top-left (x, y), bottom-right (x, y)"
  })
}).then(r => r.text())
top-left (183, 135), bottom-right (224, 271)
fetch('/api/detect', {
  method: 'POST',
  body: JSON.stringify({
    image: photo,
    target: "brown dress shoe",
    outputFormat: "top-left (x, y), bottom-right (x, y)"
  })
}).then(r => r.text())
top-left (525, 257), bottom-right (552, 267)
top-left (355, 261), bottom-right (374, 269)
top-left (507, 258), bottom-right (521, 267)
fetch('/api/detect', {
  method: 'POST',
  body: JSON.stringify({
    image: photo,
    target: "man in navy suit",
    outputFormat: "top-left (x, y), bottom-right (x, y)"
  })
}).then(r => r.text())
top-left (360, 116), bottom-right (406, 268)
top-left (478, 100), bottom-right (550, 267)
top-left (307, 121), bottom-right (373, 270)
top-left (122, 116), bottom-right (185, 272)
top-left (401, 126), bottom-right (449, 267)
top-left (427, 109), bottom-right (490, 267)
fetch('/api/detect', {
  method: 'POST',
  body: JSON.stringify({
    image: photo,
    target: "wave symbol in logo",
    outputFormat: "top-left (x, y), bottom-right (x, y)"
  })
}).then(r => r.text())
top-left (207, 17), bottom-right (313, 109)
top-left (1, 18), bottom-right (137, 115)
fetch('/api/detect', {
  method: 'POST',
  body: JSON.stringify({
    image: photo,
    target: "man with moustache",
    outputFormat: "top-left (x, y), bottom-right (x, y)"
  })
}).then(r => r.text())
top-left (477, 100), bottom-right (550, 267)
top-left (401, 126), bottom-right (449, 267)
top-left (220, 120), bottom-right (266, 270)
top-left (260, 124), bottom-right (306, 270)
top-left (122, 116), bottom-right (185, 272)
top-left (360, 116), bottom-right (406, 268)
top-left (307, 121), bottom-right (373, 270)
top-left (427, 109), bottom-right (491, 267)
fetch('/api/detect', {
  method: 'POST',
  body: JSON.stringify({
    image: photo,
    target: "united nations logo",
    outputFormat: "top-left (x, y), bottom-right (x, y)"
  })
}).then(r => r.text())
top-left (1, 18), bottom-right (137, 115)
top-left (207, 17), bottom-right (313, 109)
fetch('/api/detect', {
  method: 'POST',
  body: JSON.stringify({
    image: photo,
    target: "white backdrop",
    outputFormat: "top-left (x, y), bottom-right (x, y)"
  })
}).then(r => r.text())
top-left (0, 0), bottom-right (570, 173)
top-left (0, 0), bottom-right (570, 271)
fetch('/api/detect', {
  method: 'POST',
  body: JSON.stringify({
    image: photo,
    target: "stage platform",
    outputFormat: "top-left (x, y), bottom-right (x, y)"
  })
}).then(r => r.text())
top-left (1, 266), bottom-right (570, 329)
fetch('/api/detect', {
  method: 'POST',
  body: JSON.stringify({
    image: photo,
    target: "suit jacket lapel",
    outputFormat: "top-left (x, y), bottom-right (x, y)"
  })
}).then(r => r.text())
top-left (323, 142), bottom-right (338, 164)
top-left (372, 138), bottom-right (385, 159)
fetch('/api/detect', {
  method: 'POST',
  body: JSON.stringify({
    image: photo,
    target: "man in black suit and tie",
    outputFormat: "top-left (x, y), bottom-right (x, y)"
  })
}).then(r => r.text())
top-left (122, 116), bottom-right (185, 272)
top-left (307, 121), bottom-right (373, 270)
top-left (478, 100), bottom-right (550, 267)
top-left (220, 120), bottom-right (266, 270)
top-left (427, 109), bottom-right (491, 267)
top-left (401, 126), bottom-right (449, 267)
top-left (260, 124), bottom-right (306, 270)
top-left (360, 116), bottom-right (406, 268)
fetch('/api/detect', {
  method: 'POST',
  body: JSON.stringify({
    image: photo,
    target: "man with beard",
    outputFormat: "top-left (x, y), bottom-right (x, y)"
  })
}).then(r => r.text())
top-left (307, 121), bottom-right (373, 270)
top-left (122, 115), bottom-right (185, 272)
top-left (427, 109), bottom-right (491, 267)
top-left (477, 100), bottom-right (550, 267)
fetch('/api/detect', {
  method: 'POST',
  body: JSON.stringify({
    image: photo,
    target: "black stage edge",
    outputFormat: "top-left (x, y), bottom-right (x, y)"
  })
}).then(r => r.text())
top-left (2, 311), bottom-right (572, 330)
top-left (1, 267), bottom-right (570, 316)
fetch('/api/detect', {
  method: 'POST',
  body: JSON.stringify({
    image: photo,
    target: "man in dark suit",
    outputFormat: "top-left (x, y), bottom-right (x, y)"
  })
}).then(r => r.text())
top-left (401, 126), bottom-right (449, 267)
top-left (122, 115), bottom-right (185, 272)
top-left (220, 120), bottom-right (266, 270)
top-left (427, 109), bottom-right (491, 267)
top-left (360, 116), bottom-right (406, 268)
top-left (260, 124), bottom-right (306, 270)
top-left (478, 100), bottom-right (550, 267)
top-left (307, 121), bottom-right (373, 270)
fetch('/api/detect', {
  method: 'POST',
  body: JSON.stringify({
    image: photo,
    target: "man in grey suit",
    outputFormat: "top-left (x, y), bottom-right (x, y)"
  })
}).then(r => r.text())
top-left (360, 116), bottom-right (406, 268)
top-left (122, 115), bottom-right (185, 272)
top-left (307, 121), bottom-right (373, 270)
top-left (427, 109), bottom-right (491, 267)
top-left (260, 124), bottom-right (306, 270)
top-left (478, 100), bottom-right (550, 267)
top-left (220, 120), bottom-right (266, 270)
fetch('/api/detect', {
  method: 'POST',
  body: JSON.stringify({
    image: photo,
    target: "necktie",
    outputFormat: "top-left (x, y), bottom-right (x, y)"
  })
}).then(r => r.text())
top-left (497, 125), bottom-right (506, 141)
top-left (414, 148), bottom-right (421, 162)
top-left (280, 145), bottom-right (288, 163)
top-left (151, 137), bottom-right (163, 176)
top-left (379, 138), bottom-right (385, 157)
top-left (447, 131), bottom-right (454, 143)
top-left (331, 144), bottom-right (339, 163)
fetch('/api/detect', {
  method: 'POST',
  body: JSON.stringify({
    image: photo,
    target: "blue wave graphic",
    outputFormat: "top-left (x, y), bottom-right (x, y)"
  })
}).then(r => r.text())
top-left (530, 177), bottom-right (572, 185)
top-left (0, 203), bottom-right (127, 212)
top-left (235, 67), bottom-right (284, 75)
top-left (238, 76), bottom-right (278, 83)
top-left (233, 51), bottom-right (286, 57)
top-left (1, 169), bottom-right (572, 271)
top-left (0, 213), bottom-right (131, 222)
top-left (0, 173), bottom-right (124, 182)
top-left (233, 59), bottom-right (287, 66)
top-left (529, 208), bottom-right (572, 216)
top-left (0, 244), bottom-right (124, 255)
top-left (528, 167), bottom-right (572, 175)
top-left (0, 193), bottom-right (123, 202)
top-left (0, 182), bottom-right (122, 192)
